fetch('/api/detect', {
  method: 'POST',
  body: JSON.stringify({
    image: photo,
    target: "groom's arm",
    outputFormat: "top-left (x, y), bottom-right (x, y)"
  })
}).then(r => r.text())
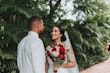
top-left (30, 39), bottom-right (46, 73)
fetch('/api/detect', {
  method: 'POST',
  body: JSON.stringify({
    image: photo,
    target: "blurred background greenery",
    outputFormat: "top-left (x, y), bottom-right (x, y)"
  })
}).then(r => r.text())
top-left (0, 0), bottom-right (110, 73)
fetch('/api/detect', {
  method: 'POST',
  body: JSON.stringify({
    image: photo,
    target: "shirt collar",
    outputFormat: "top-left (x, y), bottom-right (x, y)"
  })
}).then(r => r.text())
top-left (28, 31), bottom-right (39, 37)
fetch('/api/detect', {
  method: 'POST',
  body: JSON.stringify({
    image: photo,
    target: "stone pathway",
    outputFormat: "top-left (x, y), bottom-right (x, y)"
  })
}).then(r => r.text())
top-left (80, 56), bottom-right (110, 73)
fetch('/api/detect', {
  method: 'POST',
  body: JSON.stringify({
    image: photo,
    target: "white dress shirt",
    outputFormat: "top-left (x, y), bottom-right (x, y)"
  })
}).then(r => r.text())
top-left (17, 31), bottom-right (46, 73)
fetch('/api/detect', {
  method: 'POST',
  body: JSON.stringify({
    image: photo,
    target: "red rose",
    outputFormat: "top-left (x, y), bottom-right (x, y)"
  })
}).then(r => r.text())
top-left (54, 70), bottom-right (57, 72)
top-left (52, 47), bottom-right (57, 51)
top-left (59, 46), bottom-right (65, 54)
top-left (47, 51), bottom-right (50, 56)
top-left (60, 55), bottom-right (65, 60)
top-left (58, 44), bottom-right (63, 46)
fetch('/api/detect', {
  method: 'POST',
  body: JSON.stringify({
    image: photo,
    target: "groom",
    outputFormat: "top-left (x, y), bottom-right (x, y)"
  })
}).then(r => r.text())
top-left (17, 16), bottom-right (46, 73)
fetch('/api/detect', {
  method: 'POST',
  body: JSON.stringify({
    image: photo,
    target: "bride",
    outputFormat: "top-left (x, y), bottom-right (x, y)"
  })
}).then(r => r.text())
top-left (45, 26), bottom-right (79, 73)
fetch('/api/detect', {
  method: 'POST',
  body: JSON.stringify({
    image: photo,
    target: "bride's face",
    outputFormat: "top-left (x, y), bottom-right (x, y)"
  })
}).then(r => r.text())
top-left (51, 26), bottom-right (62, 40)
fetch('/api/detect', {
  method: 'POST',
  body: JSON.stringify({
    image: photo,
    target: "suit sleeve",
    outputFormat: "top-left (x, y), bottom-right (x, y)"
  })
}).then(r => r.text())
top-left (30, 39), bottom-right (46, 73)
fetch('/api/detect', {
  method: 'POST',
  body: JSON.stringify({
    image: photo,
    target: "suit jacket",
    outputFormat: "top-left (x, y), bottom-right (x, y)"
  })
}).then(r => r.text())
top-left (17, 31), bottom-right (46, 73)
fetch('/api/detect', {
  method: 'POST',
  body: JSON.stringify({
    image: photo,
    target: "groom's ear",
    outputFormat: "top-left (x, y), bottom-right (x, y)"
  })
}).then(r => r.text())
top-left (35, 21), bottom-right (41, 27)
top-left (36, 21), bottom-right (44, 31)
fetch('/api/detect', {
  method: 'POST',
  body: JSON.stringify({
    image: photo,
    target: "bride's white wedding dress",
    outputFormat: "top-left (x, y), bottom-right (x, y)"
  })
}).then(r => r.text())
top-left (47, 47), bottom-right (77, 73)
top-left (47, 43), bottom-right (77, 73)
top-left (47, 31), bottom-right (79, 73)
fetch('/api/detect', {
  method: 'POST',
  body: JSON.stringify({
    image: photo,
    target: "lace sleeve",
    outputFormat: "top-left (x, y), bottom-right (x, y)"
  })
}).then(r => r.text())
top-left (66, 47), bottom-right (75, 62)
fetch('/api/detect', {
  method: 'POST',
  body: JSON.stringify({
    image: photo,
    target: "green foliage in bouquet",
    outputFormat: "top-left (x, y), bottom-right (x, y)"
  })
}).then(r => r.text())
top-left (55, 58), bottom-right (64, 65)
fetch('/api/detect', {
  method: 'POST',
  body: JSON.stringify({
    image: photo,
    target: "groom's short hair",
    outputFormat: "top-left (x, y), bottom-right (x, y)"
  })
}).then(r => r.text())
top-left (28, 16), bottom-right (42, 30)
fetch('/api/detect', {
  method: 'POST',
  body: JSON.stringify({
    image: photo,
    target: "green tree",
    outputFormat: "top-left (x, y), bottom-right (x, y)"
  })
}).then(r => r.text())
top-left (68, 0), bottom-right (110, 70)
top-left (0, 0), bottom-right (68, 72)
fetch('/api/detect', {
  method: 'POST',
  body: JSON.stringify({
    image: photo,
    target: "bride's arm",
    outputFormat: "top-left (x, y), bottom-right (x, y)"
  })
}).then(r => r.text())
top-left (60, 62), bottom-right (75, 68)
top-left (60, 46), bottom-right (75, 68)
top-left (45, 46), bottom-right (50, 73)
top-left (45, 57), bottom-right (49, 73)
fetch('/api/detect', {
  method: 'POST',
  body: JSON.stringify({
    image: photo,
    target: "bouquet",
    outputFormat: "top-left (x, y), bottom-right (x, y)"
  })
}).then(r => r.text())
top-left (46, 44), bottom-right (67, 73)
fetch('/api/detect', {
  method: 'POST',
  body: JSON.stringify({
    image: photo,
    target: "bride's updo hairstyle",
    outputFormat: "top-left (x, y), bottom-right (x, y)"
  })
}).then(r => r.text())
top-left (56, 25), bottom-right (66, 41)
